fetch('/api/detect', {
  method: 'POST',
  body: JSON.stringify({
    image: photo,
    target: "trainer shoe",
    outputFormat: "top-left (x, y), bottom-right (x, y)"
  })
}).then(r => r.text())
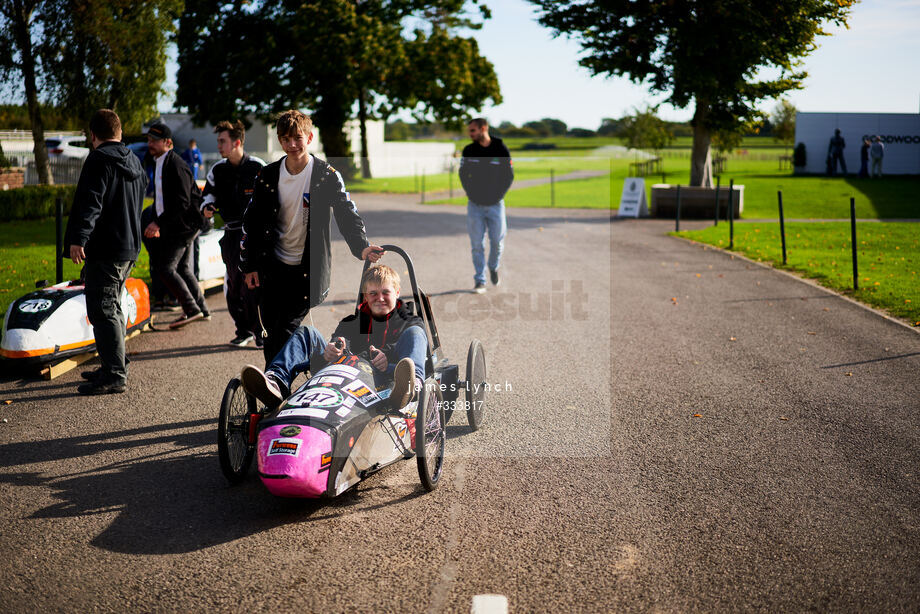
top-left (201, 311), bottom-right (212, 321)
top-left (241, 364), bottom-right (283, 408)
top-left (81, 367), bottom-right (103, 381)
top-left (490, 268), bottom-right (500, 286)
top-left (152, 298), bottom-right (182, 312)
top-left (229, 334), bottom-right (255, 347)
top-left (78, 379), bottom-right (126, 395)
top-left (390, 358), bottom-right (417, 410)
top-left (473, 282), bottom-right (486, 294)
top-left (168, 311), bottom-right (204, 329)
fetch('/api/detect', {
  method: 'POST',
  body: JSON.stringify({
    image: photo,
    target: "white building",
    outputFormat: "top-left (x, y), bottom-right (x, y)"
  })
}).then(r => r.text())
top-left (794, 112), bottom-right (920, 175)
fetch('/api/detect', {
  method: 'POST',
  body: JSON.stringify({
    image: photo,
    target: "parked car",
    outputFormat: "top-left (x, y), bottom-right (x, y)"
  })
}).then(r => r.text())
top-left (45, 136), bottom-right (89, 159)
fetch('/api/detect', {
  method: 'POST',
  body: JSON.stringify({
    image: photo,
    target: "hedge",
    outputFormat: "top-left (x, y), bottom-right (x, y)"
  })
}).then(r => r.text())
top-left (0, 185), bottom-right (77, 221)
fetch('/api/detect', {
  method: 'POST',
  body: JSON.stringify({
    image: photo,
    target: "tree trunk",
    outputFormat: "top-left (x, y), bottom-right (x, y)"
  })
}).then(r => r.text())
top-left (357, 88), bottom-right (371, 179)
top-left (12, 1), bottom-right (53, 184)
top-left (689, 100), bottom-right (712, 187)
top-left (314, 92), bottom-right (355, 180)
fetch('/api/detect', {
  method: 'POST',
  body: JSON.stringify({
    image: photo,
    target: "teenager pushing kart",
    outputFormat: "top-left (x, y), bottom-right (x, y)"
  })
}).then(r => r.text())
top-left (241, 264), bottom-right (426, 412)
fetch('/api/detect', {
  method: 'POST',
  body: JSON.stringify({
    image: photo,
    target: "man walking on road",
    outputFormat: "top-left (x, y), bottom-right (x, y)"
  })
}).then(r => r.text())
top-left (143, 122), bottom-right (211, 329)
top-left (64, 109), bottom-right (146, 395)
top-left (460, 118), bottom-right (513, 294)
top-left (201, 120), bottom-right (265, 347)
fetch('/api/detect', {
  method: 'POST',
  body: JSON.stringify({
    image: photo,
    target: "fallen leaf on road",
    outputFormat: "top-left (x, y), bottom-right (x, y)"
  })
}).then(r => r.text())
top-left (846, 372), bottom-right (853, 376)
top-left (696, 273), bottom-right (701, 278)
top-left (2, 400), bottom-right (10, 405)
top-left (693, 414), bottom-right (702, 418)
top-left (807, 331), bottom-right (816, 335)
top-left (729, 337), bottom-right (737, 341)
top-left (780, 416), bottom-right (789, 421)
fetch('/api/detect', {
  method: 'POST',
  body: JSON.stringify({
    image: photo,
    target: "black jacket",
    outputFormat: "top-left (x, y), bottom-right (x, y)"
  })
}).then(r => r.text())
top-left (331, 300), bottom-right (423, 361)
top-left (240, 156), bottom-right (370, 309)
top-left (63, 141), bottom-right (146, 261)
top-left (201, 154), bottom-right (265, 229)
top-left (459, 137), bottom-right (514, 206)
top-left (155, 149), bottom-right (204, 239)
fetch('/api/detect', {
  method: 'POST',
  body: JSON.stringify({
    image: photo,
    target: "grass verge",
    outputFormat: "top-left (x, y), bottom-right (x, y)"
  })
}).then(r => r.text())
top-left (675, 221), bottom-right (920, 326)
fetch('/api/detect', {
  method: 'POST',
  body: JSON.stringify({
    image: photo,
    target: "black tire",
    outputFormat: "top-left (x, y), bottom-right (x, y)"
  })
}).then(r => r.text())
top-left (218, 377), bottom-right (257, 484)
top-left (416, 379), bottom-right (445, 491)
top-left (465, 339), bottom-right (487, 431)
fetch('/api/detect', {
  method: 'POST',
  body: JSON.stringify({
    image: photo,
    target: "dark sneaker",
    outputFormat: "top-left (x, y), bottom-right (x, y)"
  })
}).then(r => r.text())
top-left (241, 364), bottom-right (283, 408)
top-left (201, 311), bottom-right (212, 321)
top-left (81, 367), bottom-right (103, 381)
top-left (390, 358), bottom-right (416, 410)
top-left (473, 282), bottom-right (486, 294)
top-left (254, 334), bottom-right (264, 348)
top-left (152, 299), bottom-right (182, 312)
top-left (229, 334), bottom-right (255, 347)
top-left (490, 268), bottom-right (500, 286)
top-left (168, 311), bottom-right (203, 329)
top-left (78, 379), bottom-right (126, 395)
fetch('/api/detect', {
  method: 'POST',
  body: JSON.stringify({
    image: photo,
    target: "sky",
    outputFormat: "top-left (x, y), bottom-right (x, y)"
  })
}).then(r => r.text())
top-left (162, 0), bottom-right (920, 129)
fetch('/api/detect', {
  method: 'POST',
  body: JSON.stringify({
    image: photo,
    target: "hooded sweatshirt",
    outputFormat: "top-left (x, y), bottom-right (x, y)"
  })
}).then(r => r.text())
top-left (64, 141), bottom-right (147, 261)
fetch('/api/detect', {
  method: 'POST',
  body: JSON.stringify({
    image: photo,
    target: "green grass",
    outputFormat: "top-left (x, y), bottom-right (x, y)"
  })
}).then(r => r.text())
top-left (676, 221), bottom-right (920, 325)
top-left (430, 173), bottom-right (615, 209)
top-left (0, 217), bottom-right (152, 329)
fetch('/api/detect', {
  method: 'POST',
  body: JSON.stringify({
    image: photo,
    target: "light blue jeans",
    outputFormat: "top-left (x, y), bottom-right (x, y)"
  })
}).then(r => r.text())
top-left (467, 200), bottom-right (506, 285)
top-left (266, 325), bottom-right (427, 392)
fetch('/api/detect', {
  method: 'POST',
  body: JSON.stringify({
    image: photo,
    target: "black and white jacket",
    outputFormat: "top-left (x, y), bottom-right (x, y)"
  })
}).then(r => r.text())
top-left (200, 153), bottom-right (265, 230)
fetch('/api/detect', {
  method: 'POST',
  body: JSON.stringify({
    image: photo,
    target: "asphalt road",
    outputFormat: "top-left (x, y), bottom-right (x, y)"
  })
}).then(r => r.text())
top-left (0, 197), bottom-right (917, 613)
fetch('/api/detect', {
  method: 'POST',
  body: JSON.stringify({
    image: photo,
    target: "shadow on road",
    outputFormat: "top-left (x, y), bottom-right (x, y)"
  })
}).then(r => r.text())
top-left (0, 418), bottom-right (428, 554)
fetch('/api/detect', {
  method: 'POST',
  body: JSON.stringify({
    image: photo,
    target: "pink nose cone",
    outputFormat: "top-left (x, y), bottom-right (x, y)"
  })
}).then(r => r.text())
top-left (257, 424), bottom-right (333, 498)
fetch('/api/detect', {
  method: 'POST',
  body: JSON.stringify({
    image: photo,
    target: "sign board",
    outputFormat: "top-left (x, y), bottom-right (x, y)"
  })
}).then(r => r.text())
top-left (617, 178), bottom-right (648, 217)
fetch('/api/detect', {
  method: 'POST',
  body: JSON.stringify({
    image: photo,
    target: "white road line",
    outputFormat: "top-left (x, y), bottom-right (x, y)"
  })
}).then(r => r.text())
top-left (471, 594), bottom-right (509, 614)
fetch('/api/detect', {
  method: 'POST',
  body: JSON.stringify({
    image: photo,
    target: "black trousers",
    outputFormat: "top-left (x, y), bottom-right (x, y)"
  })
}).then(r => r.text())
top-left (155, 232), bottom-right (208, 317)
top-left (141, 206), bottom-right (169, 302)
top-left (220, 228), bottom-right (259, 339)
top-left (259, 257), bottom-right (310, 365)
top-left (84, 259), bottom-right (134, 384)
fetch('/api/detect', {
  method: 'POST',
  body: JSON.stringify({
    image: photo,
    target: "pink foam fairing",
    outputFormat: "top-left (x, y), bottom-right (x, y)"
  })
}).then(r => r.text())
top-left (257, 424), bottom-right (332, 498)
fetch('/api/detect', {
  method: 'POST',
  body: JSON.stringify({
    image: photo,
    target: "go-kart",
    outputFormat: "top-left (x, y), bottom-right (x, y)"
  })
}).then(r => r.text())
top-left (216, 245), bottom-right (487, 496)
top-left (1, 277), bottom-right (150, 362)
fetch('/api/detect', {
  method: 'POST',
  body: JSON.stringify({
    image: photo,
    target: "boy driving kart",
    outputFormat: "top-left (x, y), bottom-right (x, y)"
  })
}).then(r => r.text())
top-left (241, 264), bottom-right (426, 412)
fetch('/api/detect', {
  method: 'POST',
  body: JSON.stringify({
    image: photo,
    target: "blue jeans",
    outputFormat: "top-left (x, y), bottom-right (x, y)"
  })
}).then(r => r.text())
top-left (265, 325), bottom-right (427, 391)
top-left (467, 200), bottom-right (506, 285)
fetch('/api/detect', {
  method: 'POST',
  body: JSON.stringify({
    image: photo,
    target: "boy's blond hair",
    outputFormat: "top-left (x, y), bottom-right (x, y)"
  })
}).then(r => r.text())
top-left (276, 110), bottom-right (313, 137)
top-left (361, 264), bottom-right (401, 294)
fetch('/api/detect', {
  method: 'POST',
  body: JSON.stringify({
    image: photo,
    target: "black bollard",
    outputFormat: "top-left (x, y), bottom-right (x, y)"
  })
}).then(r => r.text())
top-left (778, 190), bottom-right (787, 265)
top-left (850, 197), bottom-right (859, 291)
top-left (550, 169), bottom-right (555, 207)
top-left (421, 171), bottom-right (426, 204)
top-left (675, 184), bottom-right (682, 232)
top-left (713, 176), bottom-right (720, 226)
top-left (56, 197), bottom-right (64, 284)
top-left (728, 179), bottom-right (735, 249)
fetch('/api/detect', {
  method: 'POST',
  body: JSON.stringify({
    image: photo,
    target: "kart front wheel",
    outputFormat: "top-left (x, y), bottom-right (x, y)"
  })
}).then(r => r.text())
top-left (416, 380), bottom-right (445, 491)
top-left (218, 377), bottom-right (257, 484)
top-left (465, 339), bottom-right (487, 431)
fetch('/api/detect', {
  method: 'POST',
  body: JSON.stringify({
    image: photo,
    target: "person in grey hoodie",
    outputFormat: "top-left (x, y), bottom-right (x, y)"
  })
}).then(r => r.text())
top-left (870, 135), bottom-right (885, 178)
top-left (63, 109), bottom-right (147, 395)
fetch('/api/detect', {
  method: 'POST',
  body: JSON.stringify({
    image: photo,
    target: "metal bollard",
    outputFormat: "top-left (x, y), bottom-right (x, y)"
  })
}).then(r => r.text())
top-left (850, 197), bottom-right (858, 291)
top-left (728, 179), bottom-right (735, 249)
top-left (56, 197), bottom-right (64, 284)
top-left (713, 176), bottom-right (720, 226)
top-left (778, 190), bottom-right (787, 265)
top-left (675, 184), bottom-right (682, 232)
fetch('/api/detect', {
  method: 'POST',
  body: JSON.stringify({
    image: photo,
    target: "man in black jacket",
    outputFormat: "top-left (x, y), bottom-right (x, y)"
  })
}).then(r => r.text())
top-left (240, 110), bottom-right (383, 363)
top-left (143, 122), bottom-right (210, 329)
top-left (64, 109), bottom-right (146, 395)
top-left (460, 118), bottom-right (514, 294)
top-left (201, 120), bottom-right (265, 347)
top-left (240, 265), bottom-right (425, 411)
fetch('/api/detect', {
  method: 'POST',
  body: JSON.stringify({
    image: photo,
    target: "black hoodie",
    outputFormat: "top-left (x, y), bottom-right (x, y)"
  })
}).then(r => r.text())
top-left (330, 300), bottom-right (423, 361)
top-left (63, 141), bottom-right (147, 261)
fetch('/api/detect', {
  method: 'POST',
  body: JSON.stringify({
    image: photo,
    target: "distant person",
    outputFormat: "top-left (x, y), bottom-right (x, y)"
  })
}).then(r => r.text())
top-left (240, 109), bottom-right (384, 364)
top-left (63, 109), bottom-right (146, 395)
top-left (827, 128), bottom-right (847, 176)
top-left (201, 120), bottom-right (265, 347)
top-left (181, 139), bottom-right (203, 181)
top-left (143, 122), bottom-right (210, 329)
top-left (859, 137), bottom-right (870, 178)
top-left (870, 135), bottom-right (885, 178)
top-left (459, 118), bottom-right (514, 294)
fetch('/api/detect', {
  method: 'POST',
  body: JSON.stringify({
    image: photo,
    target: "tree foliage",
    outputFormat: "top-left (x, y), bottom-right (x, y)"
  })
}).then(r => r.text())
top-left (620, 106), bottom-right (673, 152)
top-left (529, 0), bottom-right (855, 185)
top-left (177, 0), bottom-right (501, 174)
top-left (771, 99), bottom-right (797, 148)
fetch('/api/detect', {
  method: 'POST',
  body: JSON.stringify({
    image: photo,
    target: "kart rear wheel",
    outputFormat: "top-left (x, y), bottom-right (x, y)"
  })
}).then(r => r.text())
top-left (465, 339), bottom-right (487, 431)
top-left (218, 377), bottom-right (257, 484)
top-left (416, 380), bottom-right (445, 491)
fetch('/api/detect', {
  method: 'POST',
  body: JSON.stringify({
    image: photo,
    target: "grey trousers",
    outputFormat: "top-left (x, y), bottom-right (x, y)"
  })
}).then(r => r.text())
top-left (84, 259), bottom-right (134, 384)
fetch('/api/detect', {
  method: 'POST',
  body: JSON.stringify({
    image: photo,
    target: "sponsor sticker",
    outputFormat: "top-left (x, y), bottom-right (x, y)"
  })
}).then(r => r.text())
top-left (335, 407), bottom-right (351, 417)
top-left (123, 289), bottom-right (138, 324)
top-left (317, 365), bottom-right (360, 378)
top-left (18, 299), bottom-right (53, 313)
top-left (342, 397), bottom-right (356, 408)
top-left (343, 379), bottom-right (381, 406)
top-left (287, 387), bottom-right (344, 408)
top-left (268, 438), bottom-right (301, 457)
top-left (277, 407), bottom-right (330, 419)
top-left (315, 375), bottom-right (344, 386)
top-left (279, 425), bottom-right (302, 437)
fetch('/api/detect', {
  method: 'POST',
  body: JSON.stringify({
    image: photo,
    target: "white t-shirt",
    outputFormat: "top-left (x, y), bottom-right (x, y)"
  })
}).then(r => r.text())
top-left (274, 154), bottom-right (314, 265)
top-left (153, 152), bottom-right (167, 217)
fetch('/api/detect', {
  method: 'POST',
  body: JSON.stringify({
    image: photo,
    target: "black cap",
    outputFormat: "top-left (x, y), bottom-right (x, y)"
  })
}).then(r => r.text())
top-left (146, 122), bottom-right (172, 140)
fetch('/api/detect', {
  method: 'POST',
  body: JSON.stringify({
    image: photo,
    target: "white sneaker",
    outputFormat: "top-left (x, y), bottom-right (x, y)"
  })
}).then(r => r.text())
top-left (241, 364), bottom-right (283, 407)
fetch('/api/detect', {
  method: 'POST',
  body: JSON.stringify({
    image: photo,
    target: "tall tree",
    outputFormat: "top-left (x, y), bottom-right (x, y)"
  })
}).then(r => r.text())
top-left (771, 99), bottom-right (797, 153)
top-left (177, 0), bottom-right (501, 177)
top-left (0, 0), bottom-right (53, 183)
top-left (620, 106), bottom-right (673, 154)
top-left (41, 0), bottom-right (183, 133)
top-left (529, 0), bottom-right (855, 186)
